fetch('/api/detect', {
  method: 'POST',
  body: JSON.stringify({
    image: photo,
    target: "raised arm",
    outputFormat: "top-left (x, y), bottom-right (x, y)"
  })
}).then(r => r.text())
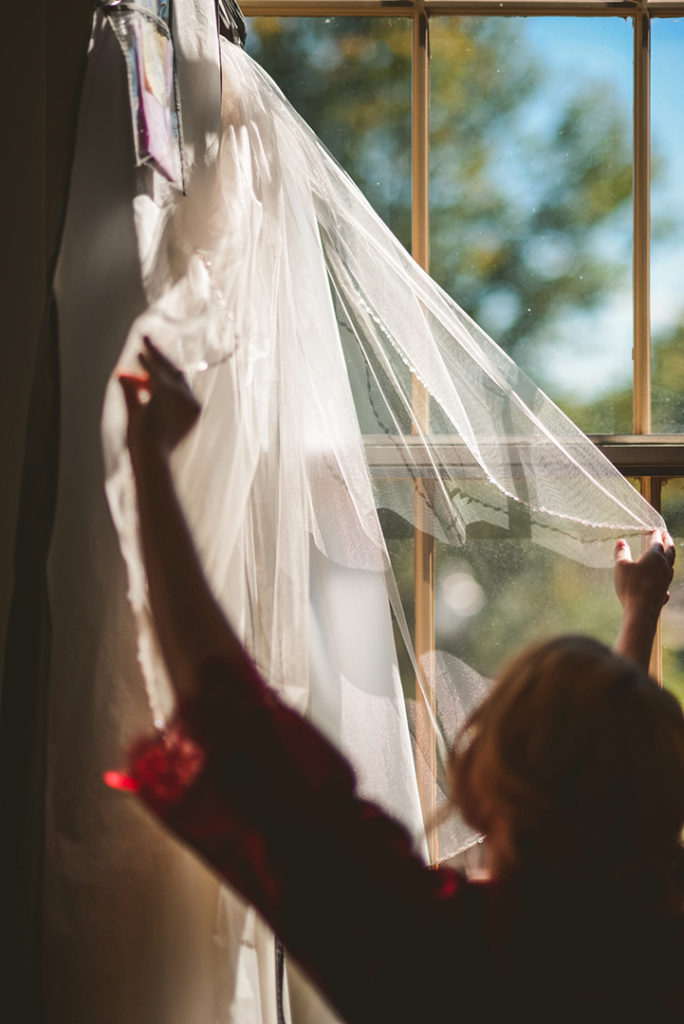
top-left (614, 529), bottom-right (676, 671)
top-left (114, 340), bottom-right (471, 1024)
top-left (118, 337), bottom-right (251, 704)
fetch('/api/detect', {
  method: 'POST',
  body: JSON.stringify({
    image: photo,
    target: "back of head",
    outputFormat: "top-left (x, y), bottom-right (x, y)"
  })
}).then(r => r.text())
top-left (451, 635), bottom-right (684, 898)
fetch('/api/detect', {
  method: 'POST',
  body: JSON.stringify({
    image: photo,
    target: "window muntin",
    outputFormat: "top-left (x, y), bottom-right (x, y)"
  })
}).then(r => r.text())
top-left (243, 0), bottom-right (684, 687)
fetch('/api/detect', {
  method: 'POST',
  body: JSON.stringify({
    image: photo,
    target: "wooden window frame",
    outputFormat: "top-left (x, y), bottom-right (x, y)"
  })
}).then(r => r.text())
top-left (243, 0), bottom-right (683, 746)
top-left (242, 0), bottom-right (684, 474)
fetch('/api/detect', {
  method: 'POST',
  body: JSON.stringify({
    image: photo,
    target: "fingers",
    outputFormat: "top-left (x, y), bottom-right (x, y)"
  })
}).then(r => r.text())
top-left (635, 529), bottom-right (675, 567)
top-left (643, 531), bottom-right (676, 605)
top-left (614, 538), bottom-right (633, 565)
top-left (646, 529), bottom-right (676, 573)
top-left (661, 529), bottom-right (676, 567)
top-left (615, 530), bottom-right (677, 619)
top-left (118, 372), bottom-right (150, 414)
top-left (140, 336), bottom-right (185, 383)
top-left (119, 338), bottom-right (189, 410)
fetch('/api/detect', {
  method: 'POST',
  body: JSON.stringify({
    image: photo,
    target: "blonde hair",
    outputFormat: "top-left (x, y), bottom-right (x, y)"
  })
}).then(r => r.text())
top-left (450, 636), bottom-right (684, 886)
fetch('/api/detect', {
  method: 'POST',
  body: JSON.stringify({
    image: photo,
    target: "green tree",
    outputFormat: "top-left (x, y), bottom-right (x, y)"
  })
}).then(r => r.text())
top-left (560, 317), bottom-right (684, 434)
top-left (653, 318), bottom-right (684, 433)
top-left (247, 16), bottom-right (634, 367)
top-left (246, 16), bottom-right (683, 701)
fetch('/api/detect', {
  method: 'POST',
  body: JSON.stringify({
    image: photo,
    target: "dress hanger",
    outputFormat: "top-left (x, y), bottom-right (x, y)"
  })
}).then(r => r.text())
top-left (217, 0), bottom-right (247, 46)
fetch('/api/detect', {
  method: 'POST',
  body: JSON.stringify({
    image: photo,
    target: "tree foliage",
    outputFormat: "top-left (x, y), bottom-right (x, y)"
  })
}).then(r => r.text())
top-left (247, 15), bottom-right (634, 366)
top-left (246, 16), bottom-right (684, 703)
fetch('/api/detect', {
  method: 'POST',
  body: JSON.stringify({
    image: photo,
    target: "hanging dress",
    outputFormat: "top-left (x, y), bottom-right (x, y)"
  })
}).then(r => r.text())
top-left (43, 1), bottom-right (663, 1022)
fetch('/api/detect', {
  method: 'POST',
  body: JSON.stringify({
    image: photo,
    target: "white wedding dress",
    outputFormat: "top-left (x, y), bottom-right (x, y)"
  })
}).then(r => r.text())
top-left (46, 3), bottom-right (663, 1023)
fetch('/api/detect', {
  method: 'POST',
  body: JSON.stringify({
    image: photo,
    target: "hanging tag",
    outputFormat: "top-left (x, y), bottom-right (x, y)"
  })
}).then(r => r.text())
top-left (100, 1), bottom-right (185, 190)
top-left (217, 0), bottom-right (247, 47)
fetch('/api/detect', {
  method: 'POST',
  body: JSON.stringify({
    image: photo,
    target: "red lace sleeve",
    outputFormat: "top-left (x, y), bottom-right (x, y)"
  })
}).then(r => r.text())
top-left (104, 721), bottom-right (206, 810)
top-left (105, 653), bottom-right (474, 1023)
top-left (105, 652), bottom-right (361, 905)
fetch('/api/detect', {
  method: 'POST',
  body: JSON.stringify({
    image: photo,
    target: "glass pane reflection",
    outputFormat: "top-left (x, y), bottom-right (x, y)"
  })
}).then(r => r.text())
top-left (429, 16), bottom-right (633, 434)
top-left (381, 480), bottom-right (626, 700)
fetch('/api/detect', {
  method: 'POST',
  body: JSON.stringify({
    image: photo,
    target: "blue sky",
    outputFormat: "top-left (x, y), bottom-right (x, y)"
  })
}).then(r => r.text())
top-left (522, 16), bottom-right (684, 402)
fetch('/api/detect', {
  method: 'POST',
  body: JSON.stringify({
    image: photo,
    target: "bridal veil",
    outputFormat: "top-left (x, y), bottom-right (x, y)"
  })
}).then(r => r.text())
top-left (43, 1), bottom-right (662, 1021)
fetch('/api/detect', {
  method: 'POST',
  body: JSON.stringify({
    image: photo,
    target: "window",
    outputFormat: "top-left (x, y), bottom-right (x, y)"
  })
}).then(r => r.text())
top-left (243, 1), bottom-right (684, 703)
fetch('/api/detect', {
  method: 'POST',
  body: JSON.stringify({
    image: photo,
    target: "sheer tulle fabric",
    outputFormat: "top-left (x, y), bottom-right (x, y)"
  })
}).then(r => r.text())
top-left (103, 40), bottom-right (662, 867)
top-left (47, 8), bottom-right (662, 1022)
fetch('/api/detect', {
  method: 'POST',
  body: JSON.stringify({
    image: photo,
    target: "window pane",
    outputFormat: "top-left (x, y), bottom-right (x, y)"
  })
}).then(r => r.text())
top-left (429, 16), bottom-right (634, 434)
top-left (245, 16), bottom-right (412, 247)
top-left (651, 19), bottom-right (684, 433)
top-left (381, 479), bottom-right (625, 692)
top-left (434, 537), bottom-right (623, 678)
top-left (661, 478), bottom-right (684, 704)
